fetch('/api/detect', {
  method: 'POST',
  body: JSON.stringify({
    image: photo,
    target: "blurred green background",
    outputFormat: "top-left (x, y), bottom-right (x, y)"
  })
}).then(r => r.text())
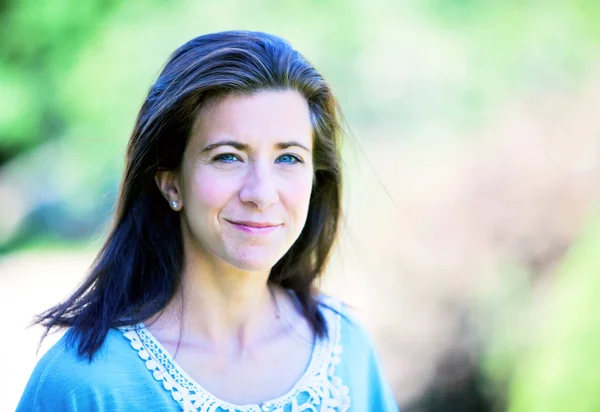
top-left (2, 0), bottom-right (600, 411)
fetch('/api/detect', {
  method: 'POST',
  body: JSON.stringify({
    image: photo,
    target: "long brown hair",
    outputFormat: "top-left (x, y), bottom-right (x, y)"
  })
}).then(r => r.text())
top-left (36, 30), bottom-right (343, 360)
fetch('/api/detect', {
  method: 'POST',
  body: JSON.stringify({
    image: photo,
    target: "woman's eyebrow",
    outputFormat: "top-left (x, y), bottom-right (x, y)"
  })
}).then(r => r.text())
top-left (275, 141), bottom-right (310, 152)
top-left (201, 140), bottom-right (249, 152)
top-left (201, 140), bottom-right (310, 153)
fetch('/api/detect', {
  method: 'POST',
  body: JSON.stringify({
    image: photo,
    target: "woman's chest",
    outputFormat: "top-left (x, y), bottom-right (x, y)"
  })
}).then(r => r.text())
top-left (173, 333), bottom-right (315, 405)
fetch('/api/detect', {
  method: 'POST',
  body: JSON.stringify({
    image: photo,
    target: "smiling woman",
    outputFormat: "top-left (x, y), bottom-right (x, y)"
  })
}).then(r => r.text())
top-left (160, 91), bottom-right (316, 273)
top-left (17, 31), bottom-right (398, 411)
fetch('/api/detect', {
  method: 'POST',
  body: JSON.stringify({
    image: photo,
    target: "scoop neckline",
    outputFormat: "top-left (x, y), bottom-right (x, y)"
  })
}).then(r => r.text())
top-left (119, 295), bottom-right (344, 411)
top-left (135, 323), bottom-right (326, 411)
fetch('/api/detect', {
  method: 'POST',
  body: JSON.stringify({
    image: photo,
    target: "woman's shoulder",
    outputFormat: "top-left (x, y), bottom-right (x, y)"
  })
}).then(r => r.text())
top-left (317, 293), bottom-right (373, 346)
top-left (21, 329), bottom-right (133, 388)
top-left (17, 327), bottom-right (165, 411)
top-left (316, 294), bottom-right (400, 411)
top-left (28, 328), bottom-right (135, 377)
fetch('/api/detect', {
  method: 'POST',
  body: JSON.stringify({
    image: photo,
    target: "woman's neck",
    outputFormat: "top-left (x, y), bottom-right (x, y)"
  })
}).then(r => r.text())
top-left (148, 251), bottom-right (287, 358)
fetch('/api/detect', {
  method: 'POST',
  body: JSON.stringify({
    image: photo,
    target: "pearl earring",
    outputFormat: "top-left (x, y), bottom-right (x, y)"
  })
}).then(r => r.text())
top-left (171, 201), bottom-right (179, 209)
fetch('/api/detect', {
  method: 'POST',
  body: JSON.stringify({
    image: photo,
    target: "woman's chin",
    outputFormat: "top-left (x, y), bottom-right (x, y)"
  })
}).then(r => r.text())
top-left (229, 260), bottom-right (275, 273)
top-left (226, 251), bottom-right (282, 273)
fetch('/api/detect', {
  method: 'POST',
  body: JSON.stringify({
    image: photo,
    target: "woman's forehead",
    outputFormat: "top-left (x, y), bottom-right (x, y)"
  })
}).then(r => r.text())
top-left (190, 90), bottom-right (313, 149)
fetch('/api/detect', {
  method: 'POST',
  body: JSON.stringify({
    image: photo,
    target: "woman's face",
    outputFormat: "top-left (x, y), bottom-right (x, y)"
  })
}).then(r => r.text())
top-left (175, 90), bottom-right (314, 272)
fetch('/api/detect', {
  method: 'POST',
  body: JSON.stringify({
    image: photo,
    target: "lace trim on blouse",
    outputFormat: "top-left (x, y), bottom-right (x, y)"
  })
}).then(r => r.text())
top-left (119, 298), bottom-right (350, 412)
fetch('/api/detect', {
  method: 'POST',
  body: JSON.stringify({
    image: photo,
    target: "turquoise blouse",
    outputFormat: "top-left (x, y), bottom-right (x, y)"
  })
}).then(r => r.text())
top-left (17, 297), bottom-right (399, 411)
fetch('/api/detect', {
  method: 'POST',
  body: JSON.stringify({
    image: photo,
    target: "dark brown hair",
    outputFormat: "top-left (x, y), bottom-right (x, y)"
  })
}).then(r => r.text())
top-left (36, 30), bottom-right (343, 359)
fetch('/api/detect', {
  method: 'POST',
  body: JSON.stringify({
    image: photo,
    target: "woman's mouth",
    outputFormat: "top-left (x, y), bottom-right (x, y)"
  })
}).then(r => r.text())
top-left (226, 220), bottom-right (281, 235)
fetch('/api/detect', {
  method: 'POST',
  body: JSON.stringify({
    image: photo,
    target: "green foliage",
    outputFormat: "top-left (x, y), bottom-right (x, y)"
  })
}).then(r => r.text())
top-left (508, 212), bottom-right (600, 411)
top-left (0, 0), bottom-right (122, 158)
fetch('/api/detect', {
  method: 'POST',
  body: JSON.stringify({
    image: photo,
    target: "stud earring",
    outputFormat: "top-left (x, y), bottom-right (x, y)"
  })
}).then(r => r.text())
top-left (171, 201), bottom-right (179, 209)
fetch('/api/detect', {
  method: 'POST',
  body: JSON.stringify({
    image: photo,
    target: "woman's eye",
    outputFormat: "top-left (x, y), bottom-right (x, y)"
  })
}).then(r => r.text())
top-left (214, 153), bottom-right (240, 163)
top-left (277, 154), bottom-right (303, 164)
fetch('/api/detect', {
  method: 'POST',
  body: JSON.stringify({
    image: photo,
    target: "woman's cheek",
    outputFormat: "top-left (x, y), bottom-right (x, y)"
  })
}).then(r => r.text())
top-left (191, 170), bottom-right (238, 207)
top-left (282, 173), bottom-right (313, 212)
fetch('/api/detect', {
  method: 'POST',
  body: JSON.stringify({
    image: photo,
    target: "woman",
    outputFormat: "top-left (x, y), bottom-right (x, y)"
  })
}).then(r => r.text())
top-left (18, 30), bottom-right (398, 411)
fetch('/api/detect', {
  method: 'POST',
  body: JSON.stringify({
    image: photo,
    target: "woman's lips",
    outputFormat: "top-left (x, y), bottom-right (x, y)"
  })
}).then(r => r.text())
top-left (226, 220), bottom-right (281, 234)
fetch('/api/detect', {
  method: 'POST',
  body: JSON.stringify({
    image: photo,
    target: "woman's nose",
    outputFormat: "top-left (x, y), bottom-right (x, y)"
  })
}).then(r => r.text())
top-left (238, 162), bottom-right (279, 211)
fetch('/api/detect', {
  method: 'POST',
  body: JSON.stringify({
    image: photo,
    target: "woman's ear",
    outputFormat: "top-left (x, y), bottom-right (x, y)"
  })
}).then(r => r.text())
top-left (155, 170), bottom-right (183, 211)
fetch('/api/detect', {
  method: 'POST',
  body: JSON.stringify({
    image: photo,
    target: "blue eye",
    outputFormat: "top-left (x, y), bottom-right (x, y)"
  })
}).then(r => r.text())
top-left (277, 154), bottom-right (303, 164)
top-left (214, 153), bottom-right (240, 163)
